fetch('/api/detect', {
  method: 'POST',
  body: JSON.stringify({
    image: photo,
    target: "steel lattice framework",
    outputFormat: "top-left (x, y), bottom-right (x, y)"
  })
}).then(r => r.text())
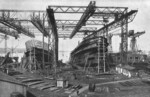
top-left (0, 9), bottom-right (104, 38)
top-left (0, 5), bottom-right (129, 38)
top-left (0, 1), bottom-right (138, 65)
top-left (56, 20), bottom-right (104, 25)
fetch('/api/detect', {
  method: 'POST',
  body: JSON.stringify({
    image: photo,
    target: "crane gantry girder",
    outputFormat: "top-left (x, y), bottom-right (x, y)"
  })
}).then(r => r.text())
top-left (2, 19), bottom-right (105, 25)
top-left (97, 10), bottom-right (137, 35)
top-left (49, 6), bottom-right (127, 13)
top-left (0, 7), bottom-right (127, 39)
top-left (0, 6), bottom-right (127, 19)
top-left (31, 14), bottom-right (49, 37)
top-left (58, 33), bottom-right (85, 38)
top-left (0, 27), bottom-right (19, 39)
top-left (57, 26), bottom-right (97, 32)
top-left (70, 1), bottom-right (96, 38)
top-left (56, 20), bottom-right (104, 25)
top-left (18, 24), bottom-right (97, 33)
top-left (0, 18), bottom-right (35, 38)
top-left (84, 10), bottom-right (138, 40)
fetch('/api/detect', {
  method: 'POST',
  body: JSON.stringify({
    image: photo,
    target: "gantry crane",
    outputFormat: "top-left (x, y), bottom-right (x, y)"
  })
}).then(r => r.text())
top-left (107, 33), bottom-right (121, 52)
top-left (128, 30), bottom-right (145, 52)
top-left (108, 30), bottom-right (145, 53)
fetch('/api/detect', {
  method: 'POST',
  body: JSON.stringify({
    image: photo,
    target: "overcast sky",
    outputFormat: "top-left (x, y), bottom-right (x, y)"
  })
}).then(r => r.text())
top-left (0, 0), bottom-right (150, 61)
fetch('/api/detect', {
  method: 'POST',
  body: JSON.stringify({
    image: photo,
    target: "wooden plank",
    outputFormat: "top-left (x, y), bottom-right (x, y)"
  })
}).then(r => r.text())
top-left (0, 71), bottom-right (26, 86)
top-left (38, 84), bottom-right (55, 90)
top-left (26, 81), bottom-right (45, 86)
top-left (31, 82), bottom-right (50, 88)
top-left (21, 78), bottom-right (42, 83)
top-left (49, 87), bottom-right (59, 91)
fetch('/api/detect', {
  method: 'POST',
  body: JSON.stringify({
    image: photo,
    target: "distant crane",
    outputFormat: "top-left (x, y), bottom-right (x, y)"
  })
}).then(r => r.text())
top-left (128, 30), bottom-right (145, 52)
top-left (108, 30), bottom-right (145, 52)
top-left (108, 33), bottom-right (121, 52)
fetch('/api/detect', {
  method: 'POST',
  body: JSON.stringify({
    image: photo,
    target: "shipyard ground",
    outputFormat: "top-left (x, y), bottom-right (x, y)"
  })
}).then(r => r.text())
top-left (7, 65), bottom-right (150, 97)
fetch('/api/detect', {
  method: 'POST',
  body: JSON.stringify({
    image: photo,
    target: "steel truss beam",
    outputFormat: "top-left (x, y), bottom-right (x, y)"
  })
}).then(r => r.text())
top-left (57, 26), bottom-right (97, 32)
top-left (58, 33), bottom-right (85, 38)
top-left (0, 19), bottom-right (104, 25)
top-left (70, 1), bottom-right (96, 38)
top-left (0, 6), bottom-right (127, 38)
top-left (85, 10), bottom-right (138, 39)
top-left (0, 27), bottom-right (19, 39)
top-left (56, 20), bottom-right (104, 25)
top-left (49, 6), bottom-right (127, 13)
top-left (49, 5), bottom-right (127, 19)
top-left (31, 14), bottom-right (49, 37)
top-left (0, 12), bottom-right (35, 38)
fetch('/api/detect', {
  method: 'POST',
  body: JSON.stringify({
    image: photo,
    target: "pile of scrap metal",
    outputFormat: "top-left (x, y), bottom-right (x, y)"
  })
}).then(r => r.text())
top-left (70, 36), bottom-right (108, 70)
top-left (20, 39), bottom-right (53, 72)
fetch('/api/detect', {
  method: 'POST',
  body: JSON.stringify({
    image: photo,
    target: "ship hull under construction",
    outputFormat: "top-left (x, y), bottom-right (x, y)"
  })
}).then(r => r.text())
top-left (21, 39), bottom-right (53, 72)
top-left (70, 36), bottom-right (108, 72)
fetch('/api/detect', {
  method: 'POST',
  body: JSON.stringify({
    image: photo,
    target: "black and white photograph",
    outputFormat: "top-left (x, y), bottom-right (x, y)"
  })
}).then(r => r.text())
top-left (0, 0), bottom-right (150, 97)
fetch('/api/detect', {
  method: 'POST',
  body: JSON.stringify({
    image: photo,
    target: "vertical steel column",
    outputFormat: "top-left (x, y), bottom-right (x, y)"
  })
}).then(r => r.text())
top-left (33, 39), bottom-right (36, 70)
top-left (42, 14), bottom-right (45, 70)
top-left (48, 34), bottom-right (50, 65)
top-left (30, 45), bottom-right (32, 71)
top-left (104, 25), bottom-right (108, 73)
top-left (103, 33), bottom-right (105, 73)
top-left (54, 34), bottom-right (58, 74)
top-left (4, 35), bottom-right (7, 54)
top-left (121, 8), bottom-right (128, 65)
top-left (42, 33), bottom-right (45, 69)
top-left (46, 8), bottom-right (58, 75)
top-left (98, 33), bottom-right (100, 74)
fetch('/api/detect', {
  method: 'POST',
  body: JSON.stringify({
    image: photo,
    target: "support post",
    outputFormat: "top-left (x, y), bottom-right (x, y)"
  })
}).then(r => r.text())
top-left (4, 35), bottom-right (7, 54)
top-left (47, 8), bottom-right (58, 75)
top-left (103, 33), bottom-right (106, 73)
top-left (48, 34), bottom-right (50, 65)
top-left (121, 8), bottom-right (128, 65)
top-left (33, 39), bottom-right (36, 70)
top-left (42, 33), bottom-right (45, 69)
top-left (98, 34), bottom-right (100, 74)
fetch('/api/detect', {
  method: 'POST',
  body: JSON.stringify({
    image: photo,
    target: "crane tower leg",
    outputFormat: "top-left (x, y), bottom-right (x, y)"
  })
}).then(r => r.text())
top-left (121, 9), bottom-right (128, 65)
